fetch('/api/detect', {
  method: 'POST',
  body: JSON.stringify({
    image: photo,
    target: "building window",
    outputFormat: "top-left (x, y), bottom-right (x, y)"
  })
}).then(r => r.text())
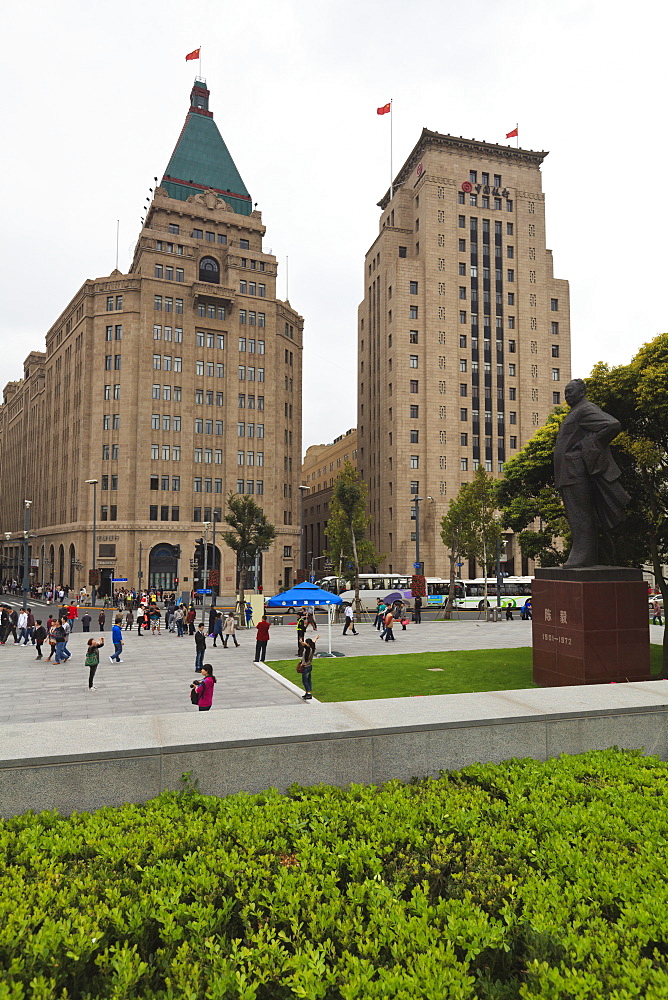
top-left (410, 455), bottom-right (419, 469)
top-left (409, 355), bottom-right (418, 369)
top-left (460, 408), bottom-right (468, 421)
top-left (410, 481), bottom-right (419, 495)
top-left (460, 457), bottom-right (468, 471)
top-left (551, 298), bottom-right (559, 311)
top-left (409, 281), bottom-right (418, 294)
top-left (553, 392), bottom-right (561, 405)
top-left (552, 368), bottom-right (560, 381)
top-left (508, 364), bottom-right (516, 376)
top-left (460, 384), bottom-right (467, 397)
top-left (409, 380), bottom-right (418, 393)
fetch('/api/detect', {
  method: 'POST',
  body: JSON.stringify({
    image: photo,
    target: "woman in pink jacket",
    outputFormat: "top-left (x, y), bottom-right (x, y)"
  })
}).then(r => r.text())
top-left (193, 663), bottom-right (216, 711)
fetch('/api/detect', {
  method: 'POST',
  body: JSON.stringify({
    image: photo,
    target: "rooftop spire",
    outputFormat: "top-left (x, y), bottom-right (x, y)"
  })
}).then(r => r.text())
top-left (161, 79), bottom-right (252, 215)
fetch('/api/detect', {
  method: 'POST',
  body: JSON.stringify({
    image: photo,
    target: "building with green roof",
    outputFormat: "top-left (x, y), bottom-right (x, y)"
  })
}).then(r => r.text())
top-left (161, 80), bottom-right (253, 216)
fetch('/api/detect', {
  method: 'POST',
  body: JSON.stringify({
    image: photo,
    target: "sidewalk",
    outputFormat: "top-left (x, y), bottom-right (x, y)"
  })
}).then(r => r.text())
top-left (0, 620), bottom-right (660, 725)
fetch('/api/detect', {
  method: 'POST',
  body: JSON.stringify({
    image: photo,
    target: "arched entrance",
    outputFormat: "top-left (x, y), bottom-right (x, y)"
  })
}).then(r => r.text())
top-left (149, 543), bottom-right (179, 592)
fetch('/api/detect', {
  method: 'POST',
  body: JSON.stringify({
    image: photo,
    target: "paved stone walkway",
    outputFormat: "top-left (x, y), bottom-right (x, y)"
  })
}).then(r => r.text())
top-left (0, 603), bottom-right (662, 725)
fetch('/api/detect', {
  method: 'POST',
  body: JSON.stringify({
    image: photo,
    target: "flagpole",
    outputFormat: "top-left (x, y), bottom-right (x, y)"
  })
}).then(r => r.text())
top-left (199, 46), bottom-right (202, 79)
top-left (390, 99), bottom-right (394, 201)
top-left (516, 123), bottom-right (519, 149)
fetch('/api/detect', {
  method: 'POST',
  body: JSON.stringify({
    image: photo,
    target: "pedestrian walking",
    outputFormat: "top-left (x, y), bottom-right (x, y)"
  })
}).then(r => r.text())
top-left (149, 607), bottom-right (162, 634)
top-left (245, 601), bottom-right (253, 628)
top-left (109, 617), bottom-right (124, 662)
top-left (222, 611), bottom-right (240, 648)
top-left (381, 610), bottom-right (395, 641)
top-left (174, 606), bottom-right (185, 637)
top-left (194, 623), bottom-right (206, 672)
top-left (125, 609), bottom-right (134, 631)
top-left (208, 605), bottom-right (218, 636)
top-left (413, 595), bottom-right (423, 625)
top-left (298, 636), bottom-right (318, 701)
top-left (81, 612), bottom-right (91, 633)
top-left (17, 610), bottom-right (28, 645)
top-left (98, 610), bottom-right (106, 630)
top-left (85, 636), bottom-right (105, 690)
top-left (653, 600), bottom-right (663, 626)
top-left (136, 608), bottom-right (146, 636)
top-left (33, 620), bottom-right (47, 660)
top-left (45, 620), bottom-right (58, 661)
top-left (191, 663), bottom-right (216, 711)
top-left (505, 603), bottom-right (514, 621)
top-left (53, 619), bottom-right (71, 663)
top-left (342, 603), bottom-right (358, 636)
top-left (254, 615), bottom-right (270, 662)
top-left (212, 612), bottom-right (224, 647)
top-left (373, 600), bottom-right (386, 630)
top-left (66, 603), bottom-right (79, 631)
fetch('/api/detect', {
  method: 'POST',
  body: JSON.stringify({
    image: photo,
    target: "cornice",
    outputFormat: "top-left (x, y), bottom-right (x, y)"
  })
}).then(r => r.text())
top-left (378, 129), bottom-right (548, 208)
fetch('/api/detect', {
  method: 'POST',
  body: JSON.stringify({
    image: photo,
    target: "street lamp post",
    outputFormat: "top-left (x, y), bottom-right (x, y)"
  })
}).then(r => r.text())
top-left (411, 496), bottom-right (424, 577)
top-left (201, 522), bottom-right (211, 626)
top-left (298, 485), bottom-right (310, 579)
top-left (85, 480), bottom-right (98, 606)
top-left (22, 501), bottom-right (33, 610)
top-left (210, 512), bottom-right (219, 614)
top-left (4, 533), bottom-right (11, 592)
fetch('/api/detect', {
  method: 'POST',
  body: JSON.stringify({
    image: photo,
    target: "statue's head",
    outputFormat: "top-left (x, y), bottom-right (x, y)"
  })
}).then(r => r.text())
top-left (564, 379), bottom-right (586, 406)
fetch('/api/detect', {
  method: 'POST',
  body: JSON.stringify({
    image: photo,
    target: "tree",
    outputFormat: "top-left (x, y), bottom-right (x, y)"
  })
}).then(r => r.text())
top-left (440, 491), bottom-right (475, 620)
top-left (496, 408), bottom-right (570, 568)
top-left (325, 462), bottom-right (384, 610)
top-left (496, 333), bottom-right (668, 674)
top-left (221, 493), bottom-right (276, 617)
top-left (441, 468), bottom-right (502, 617)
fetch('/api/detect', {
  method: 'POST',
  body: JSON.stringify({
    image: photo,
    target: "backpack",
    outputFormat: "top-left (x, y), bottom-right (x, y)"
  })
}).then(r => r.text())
top-left (53, 625), bottom-right (66, 643)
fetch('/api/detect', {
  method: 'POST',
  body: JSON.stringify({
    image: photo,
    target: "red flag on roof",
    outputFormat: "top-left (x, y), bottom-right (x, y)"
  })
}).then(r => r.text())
top-left (506, 126), bottom-right (518, 138)
top-left (185, 48), bottom-right (200, 61)
top-left (377, 103), bottom-right (391, 115)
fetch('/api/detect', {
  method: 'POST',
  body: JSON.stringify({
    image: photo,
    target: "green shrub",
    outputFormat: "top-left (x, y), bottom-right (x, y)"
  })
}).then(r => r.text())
top-left (1, 750), bottom-right (668, 997)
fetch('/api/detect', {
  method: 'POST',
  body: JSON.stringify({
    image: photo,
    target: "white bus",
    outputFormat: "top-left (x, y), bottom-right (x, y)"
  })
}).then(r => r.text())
top-left (328, 574), bottom-right (464, 611)
top-left (321, 574), bottom-right (532, 612)
top-left (455, 577), bottom-right (533, 610)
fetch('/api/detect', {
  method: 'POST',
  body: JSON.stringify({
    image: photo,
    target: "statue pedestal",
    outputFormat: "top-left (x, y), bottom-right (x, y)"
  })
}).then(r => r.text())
top-left (532, 567), bottom-right (650, 686)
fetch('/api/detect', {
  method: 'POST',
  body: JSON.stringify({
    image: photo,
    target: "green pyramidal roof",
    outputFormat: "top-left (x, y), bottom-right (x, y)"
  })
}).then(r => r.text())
top-left (162, 80), bottom-right (252, 215)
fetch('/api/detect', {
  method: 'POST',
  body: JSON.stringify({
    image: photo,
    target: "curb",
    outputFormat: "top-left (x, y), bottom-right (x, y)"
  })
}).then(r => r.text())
top-left (253, 660), bottom-right (320, 704)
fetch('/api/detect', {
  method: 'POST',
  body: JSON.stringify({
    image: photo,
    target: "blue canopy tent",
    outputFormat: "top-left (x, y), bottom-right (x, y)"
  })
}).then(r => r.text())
top-left (265, 582), bottom-right (343, 656)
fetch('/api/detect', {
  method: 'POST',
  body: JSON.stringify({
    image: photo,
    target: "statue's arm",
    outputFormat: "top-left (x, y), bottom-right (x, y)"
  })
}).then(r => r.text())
top-left (579, 405), bottom-right (621, 448)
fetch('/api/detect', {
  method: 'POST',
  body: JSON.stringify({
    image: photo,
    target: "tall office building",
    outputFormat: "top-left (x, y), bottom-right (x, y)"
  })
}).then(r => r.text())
top-left (357, 130), bottom-right (570, 578)
top-left (0, 80), bottom-right (303, 596)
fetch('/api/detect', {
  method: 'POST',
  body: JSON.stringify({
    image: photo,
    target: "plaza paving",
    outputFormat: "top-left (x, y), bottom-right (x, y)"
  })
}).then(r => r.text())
top-left (0, 602), bottom-right (662, 725)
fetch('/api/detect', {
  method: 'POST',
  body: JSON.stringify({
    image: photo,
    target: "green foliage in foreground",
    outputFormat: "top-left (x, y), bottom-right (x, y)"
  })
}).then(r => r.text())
top-left (269, 645), bottom-right (665, 702)
top-left (2, 750), bottom-right (668, 997)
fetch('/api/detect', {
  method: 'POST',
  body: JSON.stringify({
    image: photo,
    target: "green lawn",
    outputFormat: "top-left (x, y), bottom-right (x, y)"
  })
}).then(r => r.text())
top-left (268, 644), bottom-right (665, 702)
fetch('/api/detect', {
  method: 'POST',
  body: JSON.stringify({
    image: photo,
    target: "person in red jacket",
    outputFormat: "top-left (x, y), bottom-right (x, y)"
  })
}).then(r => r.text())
top-left (66, 603), bottom-right (79, 631)
top-left (255, 616), bottom-right (270, 662)
top-left (192, 663), bottom-right (216, 711)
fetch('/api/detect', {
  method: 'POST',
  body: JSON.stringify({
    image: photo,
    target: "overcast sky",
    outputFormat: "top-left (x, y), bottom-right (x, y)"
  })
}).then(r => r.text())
top-left (2, 0), bottom-right (666, 456)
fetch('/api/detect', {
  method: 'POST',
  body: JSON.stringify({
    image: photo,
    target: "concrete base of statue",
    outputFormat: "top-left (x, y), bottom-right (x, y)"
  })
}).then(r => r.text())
top-left (532, 566), bottom-right (650, 686)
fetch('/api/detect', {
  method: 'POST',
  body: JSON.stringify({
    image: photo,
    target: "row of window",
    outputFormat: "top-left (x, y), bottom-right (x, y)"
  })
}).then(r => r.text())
top-left (154, 265), bottom-right (184, 281)
top-left (237, 422), bottom-right (265, 437)
top-left (150, 476), bottom-right (181, 491)
top-left (156, 241), bottom-right (184, 253)
top-left (237, 394), bottom-right (263, 409)
top-left (151, 415), bottom-right (181, 431)
top-left (458, 192), bottom-right (513, 211)
top-left (198, 304), bottom-right (226, 320)
top-left (154, 297), bottom-right (184, 312)
top-left (106, 296), bottom-right (123, 311)
top-left (238, 310), bottom-right (265, 326)
top-left (238, 366), bottom-right (265, 381)
top-left (153, 326), bottom-right (183, 342)
top-left (240, 258), bottom-right (265, 271)
top-left (104, 355), bottom-right (122, 370)
top-left (239, 281), bottom-right (266, 296)
top-left (105, 325), bottom-right (122, 341)
top-left (150, 506), bottom-right (180, 521)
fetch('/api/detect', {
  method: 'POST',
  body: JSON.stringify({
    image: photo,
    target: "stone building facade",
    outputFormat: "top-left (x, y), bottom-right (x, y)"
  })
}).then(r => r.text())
top-left (300, 428), bottom-right (357, 578)
top-left (0, 80), bottom-right (303, 597)
top-left (357, 130), bottom-right (570, 578)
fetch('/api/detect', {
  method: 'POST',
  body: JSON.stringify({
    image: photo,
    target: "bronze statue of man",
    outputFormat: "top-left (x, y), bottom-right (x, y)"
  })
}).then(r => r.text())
top-left (554, 378), bottom-right (630, 568)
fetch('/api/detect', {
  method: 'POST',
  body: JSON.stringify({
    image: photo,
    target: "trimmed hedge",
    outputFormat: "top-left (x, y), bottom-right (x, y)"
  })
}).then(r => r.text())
top-left (2, 750), bottom-right (668, 997)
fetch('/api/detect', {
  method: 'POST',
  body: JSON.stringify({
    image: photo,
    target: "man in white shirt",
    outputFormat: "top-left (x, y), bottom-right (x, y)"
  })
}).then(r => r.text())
top-left (342, 603), bottom-right (358, 636)
top-left (17, 610), bottom-right (28, 645)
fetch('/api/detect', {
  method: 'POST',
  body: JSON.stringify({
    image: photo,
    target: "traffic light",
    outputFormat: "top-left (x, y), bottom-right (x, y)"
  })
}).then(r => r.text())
top-left (174, 577), bottom-right (179, 586)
